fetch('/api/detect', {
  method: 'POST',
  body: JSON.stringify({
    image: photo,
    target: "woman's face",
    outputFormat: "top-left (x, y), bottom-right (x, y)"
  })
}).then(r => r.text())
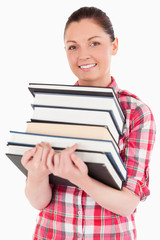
top-left (65, 18), bottom-right (118, 87)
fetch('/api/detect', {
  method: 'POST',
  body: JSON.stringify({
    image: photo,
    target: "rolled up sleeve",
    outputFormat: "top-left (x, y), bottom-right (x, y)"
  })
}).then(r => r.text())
top-left (120, 103), bottom-right (156, 201)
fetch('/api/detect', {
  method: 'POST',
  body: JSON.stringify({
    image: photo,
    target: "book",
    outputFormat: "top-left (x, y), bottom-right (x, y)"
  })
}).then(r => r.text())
top-left (28, 83), bottom-right (124, 119)
top-left (6, 84), bottom-right (127, 190)
top-left (6, 144), bottom-right (124, 190)
top-left (29, 83), bottom-right (125, 135)
top-left (7, 131), bottom-right (127, 181)
top-left (29, 83), bottom-right (120, 97)
top-left (31, 107), bottom-right (120, 143)
top-left (32, 93), bottom-right (124, 136)
top-left (26, 121), bottom-right (119, 151)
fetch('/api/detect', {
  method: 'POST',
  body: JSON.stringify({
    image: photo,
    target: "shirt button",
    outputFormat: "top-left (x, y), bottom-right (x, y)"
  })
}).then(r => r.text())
top-left (78, 210), bottom-right (82, 215)
top-left (76, 233), bottom-right (82, 238)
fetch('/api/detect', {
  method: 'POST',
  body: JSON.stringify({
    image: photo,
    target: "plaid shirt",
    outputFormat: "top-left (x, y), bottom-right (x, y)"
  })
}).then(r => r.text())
top-left (33, 77), bottom-right (156, 240)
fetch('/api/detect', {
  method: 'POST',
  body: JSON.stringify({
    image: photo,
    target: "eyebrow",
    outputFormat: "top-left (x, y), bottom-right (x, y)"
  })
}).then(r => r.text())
top-left (88, 36), bottom-right (101, 41)
top-left (66, 36), bottom-right (101, 44)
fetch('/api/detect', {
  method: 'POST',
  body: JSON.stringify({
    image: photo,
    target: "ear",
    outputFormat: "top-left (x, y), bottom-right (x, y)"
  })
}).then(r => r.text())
top-left (112, 37), bottom-right (118, 56)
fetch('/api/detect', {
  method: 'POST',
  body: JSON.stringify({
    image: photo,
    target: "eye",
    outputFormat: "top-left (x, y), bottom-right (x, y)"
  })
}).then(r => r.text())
top-left (90, 42), bottom-right (100, 47)
top-left (68, 45), bottom-right (77, 50)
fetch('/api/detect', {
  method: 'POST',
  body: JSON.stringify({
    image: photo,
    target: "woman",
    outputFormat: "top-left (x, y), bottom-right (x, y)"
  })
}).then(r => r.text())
top-left (21, 7), bottom-right (156, 239)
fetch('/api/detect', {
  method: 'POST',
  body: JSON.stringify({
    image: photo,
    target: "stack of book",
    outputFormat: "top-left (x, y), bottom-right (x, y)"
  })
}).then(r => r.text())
top-left (6, 83), bottom-right (127, 190)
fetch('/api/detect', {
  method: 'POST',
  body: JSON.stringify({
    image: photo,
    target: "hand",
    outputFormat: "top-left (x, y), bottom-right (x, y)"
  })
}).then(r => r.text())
top-left (21, 142), bottom-right (55, 181)
top-left (47, 144), bottom-right (88, 186)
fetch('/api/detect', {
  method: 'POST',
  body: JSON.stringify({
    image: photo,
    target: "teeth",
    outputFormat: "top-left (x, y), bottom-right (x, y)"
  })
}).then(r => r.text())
top-left (80, 64), bottom-right (96, 69)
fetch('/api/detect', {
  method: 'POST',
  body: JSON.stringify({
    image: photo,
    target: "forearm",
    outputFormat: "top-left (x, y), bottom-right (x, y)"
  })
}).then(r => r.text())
top-left (25, 172), bottom-right (52, 210)
top-left (77, 176), bottom-right (140, 217)
top-left (48, 147), bottom-right (139, 216)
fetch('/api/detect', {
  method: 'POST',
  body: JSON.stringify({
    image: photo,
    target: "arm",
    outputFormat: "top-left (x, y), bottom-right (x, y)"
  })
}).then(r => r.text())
top-left (120, 103), bottom-right (156, 201)
top-left (48, 102), bottom-right (156, 217)
top-left (47, 145), bottom-right (139, 217)
top-left (81, 102), bottom-right (156, 216)
top-left (71, 164), bottom-right (140, 217)
top-left (25, 172), bottom-right (52, 211)
top-left (21, 142), bottom-right (55, 210)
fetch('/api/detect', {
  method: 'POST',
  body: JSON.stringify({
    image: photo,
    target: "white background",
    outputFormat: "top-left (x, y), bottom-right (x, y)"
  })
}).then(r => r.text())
top-left (0, 1), bottom-right (159, 239)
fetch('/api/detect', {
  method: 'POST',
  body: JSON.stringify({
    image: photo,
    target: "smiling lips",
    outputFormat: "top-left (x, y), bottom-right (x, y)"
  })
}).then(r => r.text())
top-left (79, 63), bottom-right (97, 71)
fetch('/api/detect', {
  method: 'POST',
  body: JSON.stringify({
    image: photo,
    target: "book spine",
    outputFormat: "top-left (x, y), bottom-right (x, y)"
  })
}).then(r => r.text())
top-left (106, 152), bottom-right (127, 181)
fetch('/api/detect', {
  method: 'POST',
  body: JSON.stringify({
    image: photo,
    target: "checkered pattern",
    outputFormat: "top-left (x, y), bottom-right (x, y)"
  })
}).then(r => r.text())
top-left (33, 77), bottom-right (156, 239)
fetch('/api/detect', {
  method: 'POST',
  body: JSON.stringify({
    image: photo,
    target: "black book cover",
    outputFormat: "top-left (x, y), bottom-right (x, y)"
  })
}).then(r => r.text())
top-left (6, 153), bottom-right (123, 190)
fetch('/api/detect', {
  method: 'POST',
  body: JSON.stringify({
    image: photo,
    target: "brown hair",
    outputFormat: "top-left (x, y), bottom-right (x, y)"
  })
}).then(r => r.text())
top-left (64, 6), bottom-right (115, 42)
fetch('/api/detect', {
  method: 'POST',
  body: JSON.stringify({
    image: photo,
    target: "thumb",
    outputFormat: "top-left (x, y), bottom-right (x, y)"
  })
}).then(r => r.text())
top-left (66, 143), bottom-right (78, 154)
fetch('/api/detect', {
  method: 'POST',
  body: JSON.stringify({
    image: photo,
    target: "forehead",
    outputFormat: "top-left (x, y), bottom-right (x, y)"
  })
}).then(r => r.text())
top-left (65, 19), bottom-right (108, 42)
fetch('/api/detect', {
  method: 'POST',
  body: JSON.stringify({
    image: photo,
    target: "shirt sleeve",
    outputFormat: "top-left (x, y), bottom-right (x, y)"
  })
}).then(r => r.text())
top-left (120, 103), bottom-right (156, 201)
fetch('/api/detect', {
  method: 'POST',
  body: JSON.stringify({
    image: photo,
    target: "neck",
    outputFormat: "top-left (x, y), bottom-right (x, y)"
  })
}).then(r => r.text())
top-left (78, 75), bottom-right (112, 87)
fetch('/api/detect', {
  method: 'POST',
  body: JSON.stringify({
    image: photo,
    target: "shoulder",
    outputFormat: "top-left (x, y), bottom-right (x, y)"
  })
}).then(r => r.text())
top-left (118, 89), bottom-right (151, 115)
top-left (117, 89), bottom-right (155, 127)
top-left (118, 89), bottom-right (142, 108)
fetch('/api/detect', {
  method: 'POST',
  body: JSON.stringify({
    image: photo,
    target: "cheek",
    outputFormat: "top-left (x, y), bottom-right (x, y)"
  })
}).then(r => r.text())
top-left (99, 50), bottom-right (112, 66)
top-left (66, 52), bottom-right (76, 66)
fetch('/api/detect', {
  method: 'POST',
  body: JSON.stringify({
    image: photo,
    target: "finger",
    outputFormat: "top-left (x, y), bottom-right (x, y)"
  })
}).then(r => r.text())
top-left (70, 153), bottom-right (82, 166)
top-left (33, 146), bottom-right (43, 163)
top-left (71, 153), bottom-right (88, 173)
top-left (47, 149), bottom-right (55, 172)
top-left (48, 153), bottom-right (60, 176)
top-left (46, 142), bottom-right (52, 150)
top-left (58, 144), bottom-right (78, 167)
top-left (21, 147), bottom-right (36, 166)
top-left (64, 144), bottom-right (78, 154)
top-left (36, 142), bottom-right (43, 148)
top-left (54, 153), bottom-right (60, 168)
top-left (37, 141), bottom-right (51, 149)
top-left (41, 143), bottom-right (51, 164)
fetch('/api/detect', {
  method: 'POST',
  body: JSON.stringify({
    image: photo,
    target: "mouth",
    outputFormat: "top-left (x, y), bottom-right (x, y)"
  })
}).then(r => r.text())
top-left (79, 63), bottom-right (97, 70)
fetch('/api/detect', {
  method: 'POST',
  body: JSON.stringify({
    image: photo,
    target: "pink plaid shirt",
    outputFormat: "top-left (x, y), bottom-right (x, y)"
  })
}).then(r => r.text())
top-left (33, 77), bottom-right (156, 239)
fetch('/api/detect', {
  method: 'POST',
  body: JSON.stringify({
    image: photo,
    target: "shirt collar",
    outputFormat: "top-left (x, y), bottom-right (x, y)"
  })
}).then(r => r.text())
top-left (74, 76), bottom-right (120, 96)
top-left (108, 76), bottom-right (120, 94)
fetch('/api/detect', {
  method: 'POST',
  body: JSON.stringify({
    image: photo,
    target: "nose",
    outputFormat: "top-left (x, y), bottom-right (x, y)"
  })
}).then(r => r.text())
top-left (78, 47), bottom-right (91, 61)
